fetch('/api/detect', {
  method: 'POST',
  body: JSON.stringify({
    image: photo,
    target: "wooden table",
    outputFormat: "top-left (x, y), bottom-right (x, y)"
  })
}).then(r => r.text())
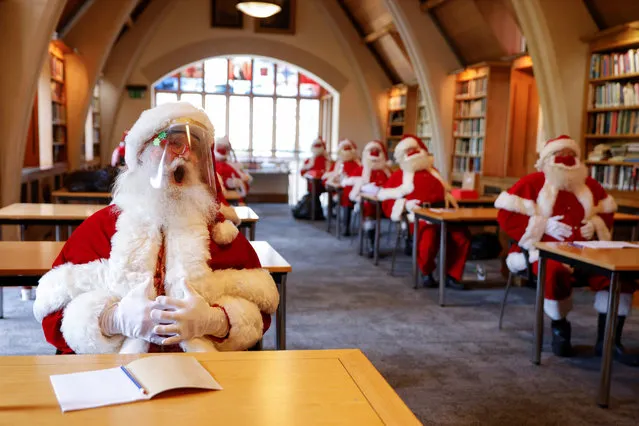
top-left (412, 207), bottom-right (500, 305)
top-left (357, 194), bottom-right (383, 265)
top-left (0, 203), bottom-right (103, 241)
top-left (224, 190), bottom-right (242, 205)
top-left (234, 206), bottom-right (259, 240)
top-left (455, 194), bottom-right (497, 207)
top-left (325, 183), bottom-right (343, 239)
top-left (52, 188), bottom-right (112, 204)
top-left (0, 241), bottom-right (292, 350)
top-left (0, 350), bottom-right (419, 425)
top-left (534, 242), bottom-right (639, 408)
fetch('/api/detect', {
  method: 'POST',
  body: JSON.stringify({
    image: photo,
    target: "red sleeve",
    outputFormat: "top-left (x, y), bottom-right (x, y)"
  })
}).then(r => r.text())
top-left (300, 159), bottom-right (311, 175)
top-left (381, 170), bottom-right (404, 218)
top-left (587, 177), bottom-right (614, 229)
top-left (496, 176), bottom-right (540, 243)
top-left (43, 206), bottom-right (118, 355)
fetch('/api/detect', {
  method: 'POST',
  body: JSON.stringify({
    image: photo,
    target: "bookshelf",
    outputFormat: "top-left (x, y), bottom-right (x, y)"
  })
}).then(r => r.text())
top-left (49, 42), bottom-right (67, 164)
top-left (451, 63), bottom-right (511, 180)
top-left (416, 88), bottom-right (432, 152)
top-left (385, 84), bottom-right (417, 156)
top-left (583, 22), bottom-right (639, 196)
top-left (92, 81), bottom-right (101, 161)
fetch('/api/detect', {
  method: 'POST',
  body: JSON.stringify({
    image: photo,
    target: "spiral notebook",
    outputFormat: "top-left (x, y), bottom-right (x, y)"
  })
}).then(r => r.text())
top-left (50, 355), bottom-right (222, 412)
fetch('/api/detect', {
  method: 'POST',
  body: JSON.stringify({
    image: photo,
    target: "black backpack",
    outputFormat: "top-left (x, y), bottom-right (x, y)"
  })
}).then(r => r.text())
top-left (468, 232), bottom-right (502, 260)
top-left (292, 194), bottom-right (325, 220)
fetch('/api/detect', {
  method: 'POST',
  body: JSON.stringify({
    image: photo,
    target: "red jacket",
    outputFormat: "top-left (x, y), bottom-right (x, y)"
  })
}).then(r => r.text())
top-left (301, 155), bottom-right (330, 178)
top-left (35, 205), bottom-right (278, 354)
top-left (377, 168), bottom-right (447, 221)
top-left (217, 161), bottom-right (250, 195)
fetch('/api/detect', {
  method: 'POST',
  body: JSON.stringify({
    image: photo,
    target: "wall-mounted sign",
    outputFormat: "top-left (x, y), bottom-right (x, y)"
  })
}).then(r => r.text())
top-left (126, 85), bottom-right (147, 99)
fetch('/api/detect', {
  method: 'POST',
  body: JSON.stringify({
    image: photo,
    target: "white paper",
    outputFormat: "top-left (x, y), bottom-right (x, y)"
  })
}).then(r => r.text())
top-left (50, 355), bottom-right (222, 412)
top-left (573, 241), bottom-right (639, 249)
top-left (50, 366), bottom-right (148, 412)
top-left (429, 208), bottom-right (456, 213)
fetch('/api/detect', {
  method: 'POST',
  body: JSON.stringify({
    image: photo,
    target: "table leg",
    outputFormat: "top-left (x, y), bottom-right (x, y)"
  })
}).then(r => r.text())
top-left (336, 195), bottom-right (341, 240)
top-left (533, 254), bottom-right (546, 365)
top-left (55, 226), bottom-right (61, 242)
top-left (0, 287), bottom-right (4, 319)
top-left (374, 202), bottom-right (381, 266)
top-left (249, 223), bottom-right (256, 241)
top-left (358, 200), bottom-right (365, 256)
top-left (326, 190), bottom-right (333, 233)
top-left (310, 180), bottom-right (317, 221)
top-left (413, 218), bottom-right (419, 289)
top-left (19, 225), bottom-right (25, 241)
top-left (276, 273), bottom-right (287, 350)
top-left (598, 272), bottom-right (620, 408)
top-left (67, 225), bottom-right (73, 238)
top-left (439, 221), bottom-right (447, 306)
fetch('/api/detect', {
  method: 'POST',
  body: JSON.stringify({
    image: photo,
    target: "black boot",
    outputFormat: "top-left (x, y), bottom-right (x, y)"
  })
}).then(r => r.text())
top-left (342, 208), bottom-right (352, 237)
top-left (422, 273), bottom-right (437, 288)
top-left (446, 275), bottom-right (465, 291)
top-left (366, 229), bottom-right (375, 258)
top-left (551, 318), bottom-right (573, 357)
top-left (595, 314), bottom-right (639, 367)
top-left (404, 236), bottom-right (413, 256)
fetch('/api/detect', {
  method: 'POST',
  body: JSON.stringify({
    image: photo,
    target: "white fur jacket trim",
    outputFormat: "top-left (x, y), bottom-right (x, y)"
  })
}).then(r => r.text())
top-left (219, 204), bottom-right (241, 225)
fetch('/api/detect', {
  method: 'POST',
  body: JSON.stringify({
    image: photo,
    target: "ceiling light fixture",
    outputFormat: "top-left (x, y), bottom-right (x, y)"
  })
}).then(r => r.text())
top-left (236, 1), bottom-right (282, 19)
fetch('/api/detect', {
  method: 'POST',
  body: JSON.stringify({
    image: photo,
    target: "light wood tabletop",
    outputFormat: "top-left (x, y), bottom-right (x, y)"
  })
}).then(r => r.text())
top-left (0, 241), bottom-right (289, 276)
top-left (455, 195), bottom-right (497, 204)
top-left (250, 241), bottom-right (292, 273)
top-left (413, 207), bottom-right (499, 222)
top-left (0, 203), bottom-right (104, 221)
top-left (52, 189), bottom-right (112, 200)
top-left (611, 212), bottom-right (639, 223)
top-left (535, 242), bottom-right (639, 272)
top-left (0, 350), bottom-right (419, 425)
top-left (234, 206), bottom-right (259, 223)
top-left (0, 241), bottom-right (64, 276)
top-left (224, 190), bottom-right (242, 201)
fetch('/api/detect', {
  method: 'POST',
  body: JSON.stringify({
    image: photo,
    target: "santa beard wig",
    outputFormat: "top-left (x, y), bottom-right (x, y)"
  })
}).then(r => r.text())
top-left (311, 146), bottom-right (325, 157)
top-left (542, 157), bottom-right (588, 192)
top-left (112, 148), bottom-right (216, 227)
top-left (399, 151), bottom-right (433, 173)
top-left (338, 149), bottom-right (356, 162)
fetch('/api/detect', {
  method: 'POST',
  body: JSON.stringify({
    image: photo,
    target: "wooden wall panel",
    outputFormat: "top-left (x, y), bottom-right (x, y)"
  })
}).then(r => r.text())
top-left (585, 0), bottom-right (639, 29)
top-left (483, 66), bottom-right (511, 177)
top-left (506, 69), bottom-right (539, 177)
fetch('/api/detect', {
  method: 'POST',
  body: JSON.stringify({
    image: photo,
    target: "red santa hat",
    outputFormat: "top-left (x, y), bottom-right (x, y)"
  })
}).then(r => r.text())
top-left (365, 140), bottom-right (389, 160)
top-left (338, 138), bottom-right (356, 151)
top-left (395, 134), bottom-right (428, 158)
top-left (312, 137), bottom-right (327, 150)
top-left (124, 102), bottom-right (214, 169)
top-left (214, 135), bottom-right (231, 161)
top-left (536, 134), bottom-right (580, 169)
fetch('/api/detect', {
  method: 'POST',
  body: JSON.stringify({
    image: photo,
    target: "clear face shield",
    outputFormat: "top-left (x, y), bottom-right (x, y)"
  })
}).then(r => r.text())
top-left (143, 119), bottom-right (217, 196)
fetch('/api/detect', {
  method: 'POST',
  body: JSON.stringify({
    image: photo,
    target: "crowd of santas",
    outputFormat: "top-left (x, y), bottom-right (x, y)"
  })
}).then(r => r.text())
top-left (299, 135), bottom-right (471, 290)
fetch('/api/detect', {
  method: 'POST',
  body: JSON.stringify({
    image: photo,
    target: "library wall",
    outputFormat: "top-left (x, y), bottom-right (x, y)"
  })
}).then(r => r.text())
top-left (110, 0), bottom-right (389, 158)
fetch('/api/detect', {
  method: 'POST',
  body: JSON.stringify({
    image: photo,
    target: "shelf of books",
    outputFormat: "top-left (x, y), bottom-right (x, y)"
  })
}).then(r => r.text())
top-left (452, 67), bottom-right (487, 180)
top-left (416, 88), bottom-right (432, 152)
top-left (92, 81), bottom-right (101, 161)
top-left (386, 84), bottom-right (416, 156)
top-left (583, 22), bottom-right (639, 197)
top-left (49, 42), bottom-right (67, 164)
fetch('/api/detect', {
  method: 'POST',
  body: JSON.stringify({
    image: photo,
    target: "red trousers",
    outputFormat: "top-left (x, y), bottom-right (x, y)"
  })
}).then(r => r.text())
top-left (412, 221), bottom-right (470, 281)
top-left (340, 186), bottom-right (354, 207)
top-left (362, 200), bottom-right (378, 218)
top-left (532, 259), bottom-right (634, 300)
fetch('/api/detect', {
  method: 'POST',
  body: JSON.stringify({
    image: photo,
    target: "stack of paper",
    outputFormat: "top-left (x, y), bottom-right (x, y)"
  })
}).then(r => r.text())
top-left (573, 241), bottom-right (639, 249)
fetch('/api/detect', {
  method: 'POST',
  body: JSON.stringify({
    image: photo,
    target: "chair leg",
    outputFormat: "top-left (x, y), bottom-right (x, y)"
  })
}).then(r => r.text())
top-left (390, 222), bottom-right (402, 276)
top-left (498, 273), bottom-right (514, 330)
top-left (386, 219), bottom-right (393, 247)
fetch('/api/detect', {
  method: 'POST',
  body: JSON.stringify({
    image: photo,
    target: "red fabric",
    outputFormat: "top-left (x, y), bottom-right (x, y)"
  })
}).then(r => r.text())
top-left (497, 172), bottom-right (621, 300)
top-left (42, 205), bottom-right (271, 354)
top-left (301, 156), bottom-right (330, 193)
top-left (217, 161), bottom-right (250, 193)
top-left (339, 161), bottom-right (362, 207)
top-left (380, 169), bottom-right (446, 218)
top-left (362, 170), bottom-right (390, 218)
top-left (451, 189), bottom-right (478, 200)
top-left (214, 172), bottom-right (230, 206)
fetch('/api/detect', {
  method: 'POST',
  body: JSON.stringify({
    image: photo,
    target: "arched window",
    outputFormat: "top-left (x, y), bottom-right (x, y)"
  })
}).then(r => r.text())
top-left (153, 56), bottom-right (330, 159)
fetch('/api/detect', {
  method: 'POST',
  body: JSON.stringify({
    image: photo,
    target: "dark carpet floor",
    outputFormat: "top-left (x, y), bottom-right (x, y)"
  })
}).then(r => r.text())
top-left (2, 203), bottom-right (639, 424)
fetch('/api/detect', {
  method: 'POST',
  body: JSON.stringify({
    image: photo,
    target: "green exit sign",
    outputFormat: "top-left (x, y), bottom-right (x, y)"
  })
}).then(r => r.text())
top-left (126, 85), bottom-right (147, 99)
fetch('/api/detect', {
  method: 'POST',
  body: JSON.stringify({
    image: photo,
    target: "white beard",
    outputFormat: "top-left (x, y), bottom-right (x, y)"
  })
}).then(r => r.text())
top-left (542, 160), bottom-right (588, 192)
top-left (399, 152), bottom-right (433, 173)
top-left (311, 146), bottom-right (325, 157)
top-left (112, 151), bottom-right (216, 228)
top-left (338, 150), bottom-right (355, 162)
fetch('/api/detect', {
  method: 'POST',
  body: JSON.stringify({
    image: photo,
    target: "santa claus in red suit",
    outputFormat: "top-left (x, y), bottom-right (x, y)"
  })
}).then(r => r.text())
top-left (300, 137), bottom-right (331, 192)
top-left (349, 140), bottom-right (391, 256)
top-left (323, 138), bottom-right (362, 236)
top-left (214, 135), bottom-right (252, 200)
top-left (496, 135), bottom-right (637, 364)
top-left (34, 102), bottom-right (279, 354)
top-left (377, 135), bottom-right (470, 288)
top-left (110, 131), bottom-right (127, 168)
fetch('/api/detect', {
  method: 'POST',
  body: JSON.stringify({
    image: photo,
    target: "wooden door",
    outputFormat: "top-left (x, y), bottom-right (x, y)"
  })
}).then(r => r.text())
top-left (506, 68), bottom-right (539, 177)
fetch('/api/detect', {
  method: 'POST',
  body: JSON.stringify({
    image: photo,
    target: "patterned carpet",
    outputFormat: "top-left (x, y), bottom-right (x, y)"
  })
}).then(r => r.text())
top-left (1, 203), bottom-right (638, 425)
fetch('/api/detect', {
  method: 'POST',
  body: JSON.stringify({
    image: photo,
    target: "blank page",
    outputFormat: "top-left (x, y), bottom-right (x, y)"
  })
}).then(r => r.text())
top-left (50, 366), bottom-right (148, 412)
top-left (126, 355), bottom-right (222, 398)
top-left (573, 241), bottom-right (639, 249)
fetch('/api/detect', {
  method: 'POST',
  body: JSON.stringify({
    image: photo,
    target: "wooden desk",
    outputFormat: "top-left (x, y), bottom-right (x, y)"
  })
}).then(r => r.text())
top-left (234, 206), bottom-right (259, 240)
top-left (357, 194), bottom-right (383, 265)
top-left (412, 208), bottom-right (499, 305)
top-left (0, 240), bottom-right (291, 351)
top-left (455, 195), bottom-right (497, 207)
top-left (224, 190), bottom-right (242, 205)
top-left (0, 203), bottom-right (103, 241)
top-left (250, 241), bottom-right (292, 350)
top-left (0, 350), bottom-right (419, 425)
top-left (610, 212), bottom-right (639, 239)
top-left (534, 242), bottom-right (639, 408)
top-left (52, 188), bottom-right (112, 204)
top-left (325, 184), bottom-right (343, 238)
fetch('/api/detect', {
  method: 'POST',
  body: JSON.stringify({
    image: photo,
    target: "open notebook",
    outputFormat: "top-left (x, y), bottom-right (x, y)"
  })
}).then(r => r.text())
top-left (50, 355), bottom-right (222, 412)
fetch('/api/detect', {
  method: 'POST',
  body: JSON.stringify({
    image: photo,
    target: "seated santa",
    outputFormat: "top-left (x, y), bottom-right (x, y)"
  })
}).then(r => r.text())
top-left (323, 138), bottom-right (362, 236)
top-left (300, 137), bottom-right (331, 193)
top-left (34, 102), bottom-right (279, 354)
top-left (349, 140), bottom-right (391, 256)
top-left (213, 136), bottom-right (252, 201)
top-left (377, 135), bottom-right (470, 289)
top-left (496, 135), bottom-right (637, 365)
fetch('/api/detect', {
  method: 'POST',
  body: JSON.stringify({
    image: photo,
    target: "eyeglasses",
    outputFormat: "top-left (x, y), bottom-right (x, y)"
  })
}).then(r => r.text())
top-left (151, 130), bottom-right (201, 155)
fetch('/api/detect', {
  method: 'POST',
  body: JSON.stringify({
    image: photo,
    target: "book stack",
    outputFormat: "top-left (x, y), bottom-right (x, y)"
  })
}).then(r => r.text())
top-left (588, 82), bottom-right (639, 108)
top-left (590, 49), bottom-right (639, 79)
top-left (453, 118), bottom-right (484, 137)
top-left (587, 110), bottom-right (639, 135)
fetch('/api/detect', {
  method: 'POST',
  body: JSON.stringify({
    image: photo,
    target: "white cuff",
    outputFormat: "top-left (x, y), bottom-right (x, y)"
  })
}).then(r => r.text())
top-left (390, 199), bottom-right (407, 222)
top-left (212, 296), bottom-right (264, 351)
top-left (519, 216), bottom-right (547, 250)
top-left (594, 291), bottom-right (632, 316)
top-left (544, 298), bottom-right (573, 320)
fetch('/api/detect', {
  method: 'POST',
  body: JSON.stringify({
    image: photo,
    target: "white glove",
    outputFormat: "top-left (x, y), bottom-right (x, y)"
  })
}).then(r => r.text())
top-left (225, 177), bottom-right (240, 189)
top-left (150, 280), bottom-right (230, 346)
top-left (545, 215), bottom-right (572, 241)
top-left (580, 219), bottom-right (595, 240)
top-left (99, 280), bottom-right (167, 345)
top-left (445, 192), bottom-right (459, 209)
top-left (405, 199), bottom-right (420, 212)
top-left (361, 183), bottom-right (379, 195)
